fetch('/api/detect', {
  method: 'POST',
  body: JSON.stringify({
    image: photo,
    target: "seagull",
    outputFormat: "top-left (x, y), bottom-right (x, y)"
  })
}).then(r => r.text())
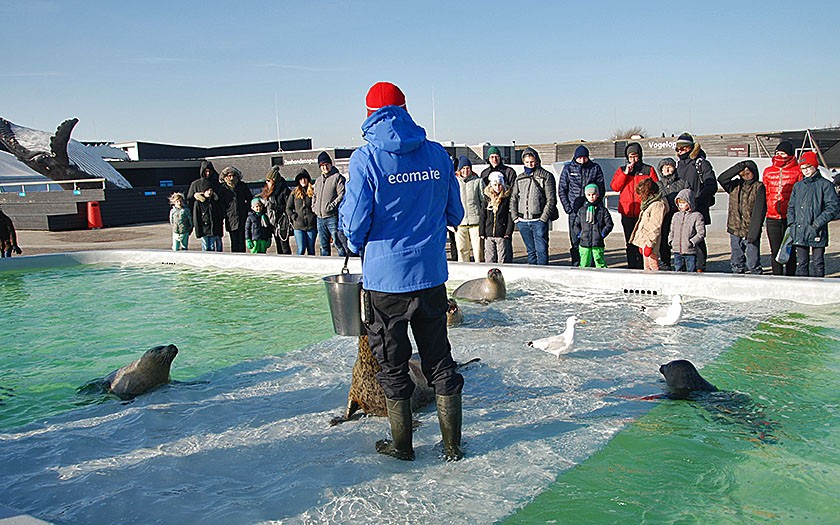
top-left (527, 315), bottom-right (583, 357)
top-left (641, 294), bottom-right (682, 326)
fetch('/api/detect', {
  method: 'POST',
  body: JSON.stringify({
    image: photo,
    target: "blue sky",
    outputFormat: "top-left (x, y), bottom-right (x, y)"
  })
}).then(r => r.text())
top-left (3, 0), bottom-right (838, 149)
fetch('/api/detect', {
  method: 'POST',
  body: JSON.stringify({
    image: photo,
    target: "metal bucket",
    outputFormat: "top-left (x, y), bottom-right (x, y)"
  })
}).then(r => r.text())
top-left (323, 270), bottom-right (364, 336)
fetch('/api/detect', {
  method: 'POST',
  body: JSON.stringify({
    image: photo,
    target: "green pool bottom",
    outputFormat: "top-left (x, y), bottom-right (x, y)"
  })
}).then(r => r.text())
top-left (505, 312), bottom-right (840, 524)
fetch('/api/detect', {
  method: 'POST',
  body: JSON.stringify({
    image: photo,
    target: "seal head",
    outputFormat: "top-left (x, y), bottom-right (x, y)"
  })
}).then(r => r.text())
top-left (659, 359), bottom-right (718, 399)
top-left (452, 268), bottom-right (506, 303)
top-left (104, 344), bottom-right (179, 399)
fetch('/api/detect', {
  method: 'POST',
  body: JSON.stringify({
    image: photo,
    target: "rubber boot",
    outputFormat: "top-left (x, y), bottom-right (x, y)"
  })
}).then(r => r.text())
top-left (375, 398), bottom-right (414, 461)
top-left (436, 393), bottom-right (464, 461)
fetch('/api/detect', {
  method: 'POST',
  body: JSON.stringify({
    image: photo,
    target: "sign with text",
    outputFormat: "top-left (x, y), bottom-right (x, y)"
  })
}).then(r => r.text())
top-left (727, 144), bottom-right (750, 157)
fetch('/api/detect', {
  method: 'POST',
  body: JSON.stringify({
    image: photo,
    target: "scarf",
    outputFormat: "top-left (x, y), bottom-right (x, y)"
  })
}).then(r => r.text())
top-left (640, 190), bottom-right (663, 212)
top-left (585, 204), bottom-right (596, 224)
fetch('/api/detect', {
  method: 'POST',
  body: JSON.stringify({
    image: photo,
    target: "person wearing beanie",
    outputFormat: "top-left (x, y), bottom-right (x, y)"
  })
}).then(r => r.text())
top-left (674, 132), bottom-right (717, 271)
top-left (339, 82), bottom-right (466, 462)
top-left (558, 144), bottom-right (605, 266)
top-left (244, 197), bottom-right (273, 254)
top-left (286, 169), bottom-right (318, 255)
top-left (454, 155), bottom-right (484, 262)
top-left (656, 157), bottom-right (688, 270)
top-left (610, 142), bottom-right (658, 269)
top-left (480, 146), bottom-right (517, 262)
top-left (718, 160), bottom-right (767, 274)
top-left (219, 166), bottom-right (252, 253)
top-left (510, 147), bottom-right (558, 265)
top-left (571, 182), bottom-right (613, 268)
top-left (479, 171), bottom-right (514, 263)
top-left (312, 150), bottom-right (348, 257)
top-left (260, 166), bottom-right (293, 254)
top-left (786, 152), bottom-right (840, 277)
top-left (763, 139), bottom-right (802, 275)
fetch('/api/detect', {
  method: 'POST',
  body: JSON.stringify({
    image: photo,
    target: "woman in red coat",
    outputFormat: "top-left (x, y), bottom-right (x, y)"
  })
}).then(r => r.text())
top-left (763, 140), bottom-right (802, 275)
top-left (610, 142), bottom-right (658, 269)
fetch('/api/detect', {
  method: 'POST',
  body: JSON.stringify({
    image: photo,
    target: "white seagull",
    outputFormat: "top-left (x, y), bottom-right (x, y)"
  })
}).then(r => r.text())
top-left (527, 315), bottom-right (583, 357)
top-left (641, 294), bottom-right (682, 326)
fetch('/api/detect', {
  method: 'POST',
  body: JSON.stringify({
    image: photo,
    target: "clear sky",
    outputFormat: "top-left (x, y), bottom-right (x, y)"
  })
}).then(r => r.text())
top-left (3, 0), bottom-right (838, 149)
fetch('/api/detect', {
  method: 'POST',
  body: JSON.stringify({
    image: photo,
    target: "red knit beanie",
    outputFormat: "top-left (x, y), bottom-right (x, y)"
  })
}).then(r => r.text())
top-left (366, 82), bottom-right (406, 116)
top-left (799, 151), bottom-right (819, 168)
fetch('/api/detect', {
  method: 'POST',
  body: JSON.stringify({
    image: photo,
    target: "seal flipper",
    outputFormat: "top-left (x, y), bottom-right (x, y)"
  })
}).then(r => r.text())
top-left (330, 399), bottom-right (363, 426)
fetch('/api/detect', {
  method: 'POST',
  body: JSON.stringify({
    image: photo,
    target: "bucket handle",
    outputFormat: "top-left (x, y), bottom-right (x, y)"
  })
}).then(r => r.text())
top-left (341, 254), bottom-right (350, 274)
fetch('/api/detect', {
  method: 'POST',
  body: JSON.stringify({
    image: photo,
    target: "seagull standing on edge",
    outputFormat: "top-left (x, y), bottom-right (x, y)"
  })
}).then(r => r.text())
top-left (641, 294), bottom-right (682, 326)
top-left (527, 315), bottom-right (583, 357)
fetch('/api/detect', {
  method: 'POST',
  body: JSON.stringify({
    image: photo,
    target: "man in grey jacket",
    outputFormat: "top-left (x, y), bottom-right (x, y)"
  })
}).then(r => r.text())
top-left (312, 151), bottom-right (347, 256)
top-left (510, 147), bottom-right (557, 265)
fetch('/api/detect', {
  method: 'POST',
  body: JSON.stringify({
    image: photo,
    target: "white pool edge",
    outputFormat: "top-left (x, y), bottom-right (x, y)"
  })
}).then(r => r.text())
top-left (2, 250), bottom-right (839, 306)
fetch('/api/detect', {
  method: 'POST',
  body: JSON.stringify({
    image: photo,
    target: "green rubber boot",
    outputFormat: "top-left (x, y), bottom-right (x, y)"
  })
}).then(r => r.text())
top-left (436, 393), bottom-right (464, 461)
top-left (375, 398), bottom-right (414, 461)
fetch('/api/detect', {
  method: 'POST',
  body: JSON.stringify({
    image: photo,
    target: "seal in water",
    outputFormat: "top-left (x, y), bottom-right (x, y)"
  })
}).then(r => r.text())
top-left (446, 298), bottom-right (464, 327)
top-left (330, 335), bottom-right (478, 426)
top-left (659, 359), bottom-right (717, 399)
top-left (82, 344), bottom-right (179, 400)
top-left (452, 267), bottom-right (506, 303)
top-left (658, 359), bottom-right (775, 443)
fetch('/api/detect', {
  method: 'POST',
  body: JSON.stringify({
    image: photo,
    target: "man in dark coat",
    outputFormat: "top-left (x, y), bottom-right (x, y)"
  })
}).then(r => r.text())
top-left (674, 133), bottom-right (717, 271)
top-left (558, 145), bottom-right (605, 266)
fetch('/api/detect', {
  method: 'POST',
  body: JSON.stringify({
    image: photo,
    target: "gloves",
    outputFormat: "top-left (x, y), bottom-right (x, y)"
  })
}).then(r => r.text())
top-left (643, 245), bottom-right (653, 258)
top-left (246, 240), bottom-right (255, 250)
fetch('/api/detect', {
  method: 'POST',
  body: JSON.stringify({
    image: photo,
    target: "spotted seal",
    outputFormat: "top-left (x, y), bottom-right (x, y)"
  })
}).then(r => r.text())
top-left (330, 336), bottom-right (478, 426)
top-left (659, 359), bottom-right (718, 399)
top-left (452, 267), bottom-right (506, 303)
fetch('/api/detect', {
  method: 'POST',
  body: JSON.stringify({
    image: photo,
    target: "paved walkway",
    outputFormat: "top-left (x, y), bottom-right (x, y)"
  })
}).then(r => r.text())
top-left (12, 221), bottom-right (840, 277)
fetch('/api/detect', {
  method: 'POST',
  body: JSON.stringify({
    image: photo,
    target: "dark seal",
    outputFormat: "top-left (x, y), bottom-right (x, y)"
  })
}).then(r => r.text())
top-left (659, 359), bottom-right (718, 399)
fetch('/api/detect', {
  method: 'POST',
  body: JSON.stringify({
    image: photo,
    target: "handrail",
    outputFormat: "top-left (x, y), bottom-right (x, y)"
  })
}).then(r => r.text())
top-left (0, 178), bottom-right (107, 194)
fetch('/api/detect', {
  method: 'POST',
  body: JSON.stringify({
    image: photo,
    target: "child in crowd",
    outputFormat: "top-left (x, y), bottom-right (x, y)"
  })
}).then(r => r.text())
top-left (572, 183), bottom-right (613, 268)
top-left (668, 188), bottom-right (706, 272)
top-left (787, 151), bottom-right (840, 277)
top-left (717, 160), bottom-right (766, 274)
top-left (629, 178), bottom-right (668, 271)
top-left (168, 192), bottom-right (192, 251)
top-left (0, 205), bottom-right (22, 257)
top-left (479, 171), bottom-right (513, 263)
top-left (245, 198), bottom-right (273, 254)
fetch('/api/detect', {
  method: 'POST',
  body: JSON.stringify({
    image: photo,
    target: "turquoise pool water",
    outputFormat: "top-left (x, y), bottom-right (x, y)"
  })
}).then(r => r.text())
top-left (0, 263), bottom-right (837, 524)
top-left (0, 265), bottom-right (332, 430)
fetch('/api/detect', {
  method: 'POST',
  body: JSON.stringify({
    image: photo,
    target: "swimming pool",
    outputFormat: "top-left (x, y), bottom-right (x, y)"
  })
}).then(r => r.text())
top-left (0, 252), bottom-right (837, 524)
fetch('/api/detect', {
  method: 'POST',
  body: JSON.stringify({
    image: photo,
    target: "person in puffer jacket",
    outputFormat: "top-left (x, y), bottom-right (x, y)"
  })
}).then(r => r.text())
top-left (763, 140), bottom-right (802, 275)
top-left (787, 151), bottom-right (840, 277)
top-left (558, 145), bottom-right (605, 266)
top-left (245, 198), bottom-right (273, 254)
top-left (718, 160), bottom-right (766, 274)
top-left (510, 147), bottom-right (557, 265)
top-left (629, 178), bottom-right (668, 271)
top-left (668, 188), bottom-right (706, 273)
top-left (572, 183), bottom-right (613, 268)
top-left (339, 82), bottom-right (465, 463)
top-left (611, 142), bottom-right (658, 269)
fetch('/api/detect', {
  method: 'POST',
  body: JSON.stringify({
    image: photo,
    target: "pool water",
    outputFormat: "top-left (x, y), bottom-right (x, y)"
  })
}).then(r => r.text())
top-left (506, 310), bottom-right (840, 524)
top-left (0, 264), bottom-right (837, 524)
top-left (0, 265), bottom-right (333, 430)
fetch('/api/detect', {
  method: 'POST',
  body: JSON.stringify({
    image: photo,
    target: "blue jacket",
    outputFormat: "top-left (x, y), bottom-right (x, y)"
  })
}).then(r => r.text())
top-left (339, 106), bottom-right (464, 293)
top-left (787, 174), bottom-right (839, 248)
top-left (558, 159), bottom-right (605, 215)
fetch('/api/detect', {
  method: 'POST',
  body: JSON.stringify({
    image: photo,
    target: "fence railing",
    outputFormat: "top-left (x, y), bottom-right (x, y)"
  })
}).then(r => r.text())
top-left (0, 178), bottom-right (107, 194)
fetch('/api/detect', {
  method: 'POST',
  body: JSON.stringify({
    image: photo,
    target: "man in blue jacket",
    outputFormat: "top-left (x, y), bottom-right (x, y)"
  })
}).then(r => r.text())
top-left (558, 145), bottom-right (605, 266)
top-left (339, 82), bottom-right (466, 461)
